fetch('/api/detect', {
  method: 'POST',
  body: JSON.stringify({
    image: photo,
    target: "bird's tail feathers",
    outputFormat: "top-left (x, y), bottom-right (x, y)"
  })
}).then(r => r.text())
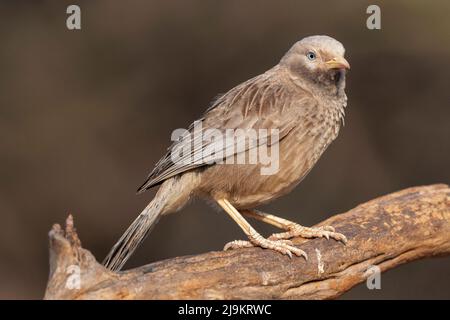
top-left (103, 174), bottom-right (196, 271)
top-left (103, 201), bottom-right (162, 271)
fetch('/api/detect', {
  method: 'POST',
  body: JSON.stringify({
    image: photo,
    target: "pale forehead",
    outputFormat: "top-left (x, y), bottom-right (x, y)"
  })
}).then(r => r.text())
top-left (296, 35), bottom-right (345, 56)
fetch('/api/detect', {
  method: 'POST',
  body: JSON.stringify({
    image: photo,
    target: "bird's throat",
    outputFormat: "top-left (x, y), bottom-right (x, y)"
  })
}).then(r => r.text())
top-left (333, 69), bottom-right (346, 95)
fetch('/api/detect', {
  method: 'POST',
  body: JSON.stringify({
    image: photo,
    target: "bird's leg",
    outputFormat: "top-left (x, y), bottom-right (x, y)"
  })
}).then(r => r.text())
top-left (216, 199), bottom-right (307, 259)
top-left (242, 209), bottom-right (347, 243)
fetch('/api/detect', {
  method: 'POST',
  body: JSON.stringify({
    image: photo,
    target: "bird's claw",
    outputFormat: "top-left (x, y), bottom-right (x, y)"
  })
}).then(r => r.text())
top-left (223, 240), bottom-right (254, 251)
top-left (269, 224), bottom-right (347, 244)
top-left (224, 238), bottom-right (308, 260)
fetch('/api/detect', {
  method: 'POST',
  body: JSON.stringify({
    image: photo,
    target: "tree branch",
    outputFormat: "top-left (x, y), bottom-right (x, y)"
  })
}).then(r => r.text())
top-left (44, 184), bottom-right (450, 299)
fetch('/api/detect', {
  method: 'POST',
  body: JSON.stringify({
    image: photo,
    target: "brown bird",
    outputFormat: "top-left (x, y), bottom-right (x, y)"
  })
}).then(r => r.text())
top-left (104, 35), bottom-right (350, 271)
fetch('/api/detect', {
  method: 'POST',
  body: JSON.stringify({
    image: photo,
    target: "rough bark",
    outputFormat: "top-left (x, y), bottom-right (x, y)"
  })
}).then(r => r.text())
top-left (44, 184), bottom-right (450, 300)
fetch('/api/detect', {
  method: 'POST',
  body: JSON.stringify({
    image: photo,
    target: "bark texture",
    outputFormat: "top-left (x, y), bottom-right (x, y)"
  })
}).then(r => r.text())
top-left (44, 184), bottom-right (450, 299)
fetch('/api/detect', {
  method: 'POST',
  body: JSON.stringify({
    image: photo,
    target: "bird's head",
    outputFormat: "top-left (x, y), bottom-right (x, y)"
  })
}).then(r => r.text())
top-left (280, 35), bottom-right (350, 94)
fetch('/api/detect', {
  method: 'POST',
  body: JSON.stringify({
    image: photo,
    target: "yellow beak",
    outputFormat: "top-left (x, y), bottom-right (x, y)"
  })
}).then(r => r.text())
top-left (325, 57), bottom-right (350, 70)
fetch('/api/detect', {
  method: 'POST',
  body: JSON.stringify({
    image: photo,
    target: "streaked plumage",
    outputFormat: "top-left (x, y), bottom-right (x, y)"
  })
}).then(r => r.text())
top-left (104, 35), bottom-right (350, 271)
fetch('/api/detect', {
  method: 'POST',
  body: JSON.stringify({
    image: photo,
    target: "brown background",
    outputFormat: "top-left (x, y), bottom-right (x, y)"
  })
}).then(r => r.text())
top-left (0, 0), bottom-right (449, 299)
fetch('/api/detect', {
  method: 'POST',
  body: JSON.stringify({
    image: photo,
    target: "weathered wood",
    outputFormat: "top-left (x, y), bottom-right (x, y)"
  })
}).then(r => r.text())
top-left (44, 184), bottom-right (450, 299)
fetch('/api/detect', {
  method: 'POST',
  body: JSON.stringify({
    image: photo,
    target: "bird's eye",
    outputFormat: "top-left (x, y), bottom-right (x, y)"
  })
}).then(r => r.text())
top-left (306, 51), bottom-right (316, 60)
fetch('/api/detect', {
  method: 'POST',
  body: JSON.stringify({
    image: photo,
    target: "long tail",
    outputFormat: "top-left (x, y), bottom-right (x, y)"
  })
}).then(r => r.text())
top-left (103, 200), bottom-right (162, 271)
top-left (103, 174), bottom-right (196, 271)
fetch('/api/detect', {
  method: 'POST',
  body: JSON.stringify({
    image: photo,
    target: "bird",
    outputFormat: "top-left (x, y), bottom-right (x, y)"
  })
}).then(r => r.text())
top-left (103, 35), bottom-right (350, 271)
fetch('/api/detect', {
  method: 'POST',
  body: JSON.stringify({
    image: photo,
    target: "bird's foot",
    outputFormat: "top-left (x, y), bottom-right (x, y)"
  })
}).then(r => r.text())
top-left (224, 233), bottom-right (308, 259)
top-left (268, 224), bottom-right (347, 244)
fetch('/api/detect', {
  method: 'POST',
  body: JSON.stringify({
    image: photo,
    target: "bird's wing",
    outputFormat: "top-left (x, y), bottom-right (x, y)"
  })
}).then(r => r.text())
top-left (137, 71), bottom-right (315, 193)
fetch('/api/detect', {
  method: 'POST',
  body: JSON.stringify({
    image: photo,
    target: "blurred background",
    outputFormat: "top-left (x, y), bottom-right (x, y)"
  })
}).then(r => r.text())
top-left (0, 0), bottom-right (448, 299)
